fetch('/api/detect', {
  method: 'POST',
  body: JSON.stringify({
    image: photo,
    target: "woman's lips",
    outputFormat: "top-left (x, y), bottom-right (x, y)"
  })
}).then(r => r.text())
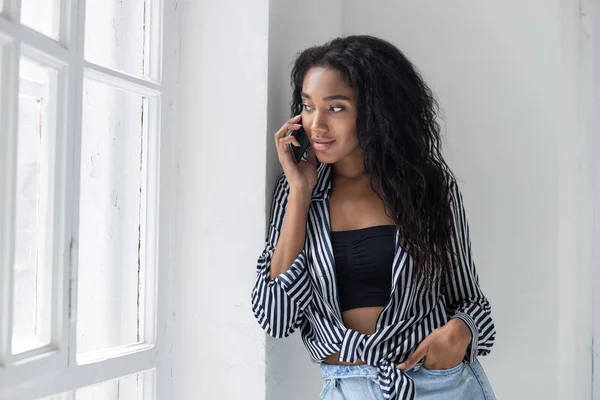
top-left (313, 140), bottom-right (335, 151)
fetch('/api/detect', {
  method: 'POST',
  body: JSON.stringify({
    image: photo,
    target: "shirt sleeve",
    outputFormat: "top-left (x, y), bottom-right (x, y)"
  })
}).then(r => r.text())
top-left (251, 173), bottom-right (313, 338)
top-left (444, 178), bottom-right (496, 362)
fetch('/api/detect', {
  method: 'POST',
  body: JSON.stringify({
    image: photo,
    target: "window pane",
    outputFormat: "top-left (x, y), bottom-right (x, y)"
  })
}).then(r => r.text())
top-left (21, 0), bottom-right (61, 40)
top-left (85, 0), bottom-right (150, 78)
top-left (76, 370), bottom-right (155, 400)
top-left (77, 78), bottom-right (150, 356)
top-left (12, 57), bottom-right (58, 354)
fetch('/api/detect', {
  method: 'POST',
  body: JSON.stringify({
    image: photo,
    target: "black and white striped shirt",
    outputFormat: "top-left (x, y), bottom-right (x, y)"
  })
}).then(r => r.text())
top-left (251, 163), bottom-right (495, 400)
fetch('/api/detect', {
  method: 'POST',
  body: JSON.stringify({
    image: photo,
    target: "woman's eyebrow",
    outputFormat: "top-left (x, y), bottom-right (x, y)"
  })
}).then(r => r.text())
top-left (301, 92), bottom-right (352, 101)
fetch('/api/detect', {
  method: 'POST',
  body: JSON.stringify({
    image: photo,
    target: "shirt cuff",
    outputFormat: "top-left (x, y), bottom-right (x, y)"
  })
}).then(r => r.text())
top-left (452, 312), bottom-right (479, 363)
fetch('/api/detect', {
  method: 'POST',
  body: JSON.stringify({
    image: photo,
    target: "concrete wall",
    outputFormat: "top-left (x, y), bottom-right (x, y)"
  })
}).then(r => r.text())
top-left (170, 1), bottom-right (596, 399)
top-left (592, 0), bottom-right (600, 397)
top-left (169, 0), bottom-right (270, 399)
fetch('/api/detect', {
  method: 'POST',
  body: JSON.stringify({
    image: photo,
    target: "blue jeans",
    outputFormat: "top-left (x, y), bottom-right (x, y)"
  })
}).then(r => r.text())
top-left (320, 361), bottom-right (496, 400)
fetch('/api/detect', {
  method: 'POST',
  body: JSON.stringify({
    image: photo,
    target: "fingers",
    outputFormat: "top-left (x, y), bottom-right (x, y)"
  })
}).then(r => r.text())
top-left (279, 136), bottom-right (301, 147)
top-left (274, 115), bottom-right (302, 141)
top-left (397, 341), bottom-right (429, 371)
top-left (274, 116), bottom-right (304, 168)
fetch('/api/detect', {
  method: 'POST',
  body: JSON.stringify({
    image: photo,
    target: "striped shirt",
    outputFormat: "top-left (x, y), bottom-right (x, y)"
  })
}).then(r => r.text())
top-left (251, 163), bottom-right (496, 400)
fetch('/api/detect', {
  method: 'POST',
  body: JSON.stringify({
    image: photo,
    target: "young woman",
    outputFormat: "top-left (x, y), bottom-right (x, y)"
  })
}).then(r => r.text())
top-left (251, 35), bottom-right (496, 400)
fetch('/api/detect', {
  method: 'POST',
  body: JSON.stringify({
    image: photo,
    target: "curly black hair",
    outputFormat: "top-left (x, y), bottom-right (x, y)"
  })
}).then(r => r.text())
top-left (291, 35), bottom-right (457, 289)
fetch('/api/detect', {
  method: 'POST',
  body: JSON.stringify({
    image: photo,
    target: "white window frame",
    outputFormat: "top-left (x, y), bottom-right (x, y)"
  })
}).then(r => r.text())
top-left (0, 0), bottom-right (176, 398)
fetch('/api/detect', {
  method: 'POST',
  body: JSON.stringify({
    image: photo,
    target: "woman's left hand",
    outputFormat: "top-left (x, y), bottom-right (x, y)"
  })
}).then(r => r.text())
top-left (397, 318), bottom-right (472, 371)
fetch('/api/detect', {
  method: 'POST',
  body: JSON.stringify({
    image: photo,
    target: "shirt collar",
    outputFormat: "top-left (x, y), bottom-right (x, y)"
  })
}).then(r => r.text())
top-left (311, 163), bottom-right (332, 201)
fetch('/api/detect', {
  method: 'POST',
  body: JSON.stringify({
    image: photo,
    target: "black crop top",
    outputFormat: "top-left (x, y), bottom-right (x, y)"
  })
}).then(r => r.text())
top-left (331, 225), bottom-right (395, 313)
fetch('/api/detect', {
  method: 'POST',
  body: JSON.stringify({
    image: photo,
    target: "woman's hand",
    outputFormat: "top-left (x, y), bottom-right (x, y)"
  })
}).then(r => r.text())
top-left (274, 115), bottom-right (318, 197)
top-left (397, 318), bottom-right (472, 371)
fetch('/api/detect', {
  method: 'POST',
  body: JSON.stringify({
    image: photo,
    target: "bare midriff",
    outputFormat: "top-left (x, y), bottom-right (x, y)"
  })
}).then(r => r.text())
top-left (323, 306), bottom-right (385, 365)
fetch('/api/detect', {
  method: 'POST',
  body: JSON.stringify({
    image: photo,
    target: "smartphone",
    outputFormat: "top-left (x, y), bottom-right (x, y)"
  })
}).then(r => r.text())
top-left (286, 124), bottom-right (311, 163)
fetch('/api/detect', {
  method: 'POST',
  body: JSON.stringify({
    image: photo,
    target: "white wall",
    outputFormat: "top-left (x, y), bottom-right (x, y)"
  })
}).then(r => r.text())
top-left (556, 0), bottom-right (595, 398)
top-left (169, 1), bottom-right (596, 399)
top-left (167, 0), bottom-right (270, 399)
top-left (592, 0), bottom-right (600, 397)
top-left (342, 0), bottom-right (594, 399)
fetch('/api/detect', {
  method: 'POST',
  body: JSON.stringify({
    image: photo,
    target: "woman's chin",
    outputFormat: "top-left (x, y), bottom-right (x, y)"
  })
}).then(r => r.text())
top-left (314, 152), bottom-right (339, 165)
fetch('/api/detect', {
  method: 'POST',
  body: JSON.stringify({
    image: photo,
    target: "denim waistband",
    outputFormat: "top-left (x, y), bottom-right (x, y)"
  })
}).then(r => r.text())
top-left (320, 364), bottom-right (380, 380)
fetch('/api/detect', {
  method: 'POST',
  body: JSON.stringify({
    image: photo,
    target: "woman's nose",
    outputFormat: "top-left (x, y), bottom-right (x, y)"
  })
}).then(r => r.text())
top-left (311, 113), bottom-right (328, 134)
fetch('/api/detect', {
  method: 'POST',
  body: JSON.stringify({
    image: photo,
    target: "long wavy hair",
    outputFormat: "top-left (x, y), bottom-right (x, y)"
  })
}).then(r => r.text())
top-left (291, 35), bottom-right (457, 289)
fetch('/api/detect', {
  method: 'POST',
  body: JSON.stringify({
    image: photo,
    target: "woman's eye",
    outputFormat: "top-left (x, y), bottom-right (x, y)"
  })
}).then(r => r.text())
top-left (302, 104), bottom-right (313, 111)
top-left (331, 106), bottom-right (344, 113)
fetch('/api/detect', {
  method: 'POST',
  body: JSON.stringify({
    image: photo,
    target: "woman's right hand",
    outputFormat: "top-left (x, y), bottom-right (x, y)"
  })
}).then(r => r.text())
top-left (275, 115), bottom-right (318, 198)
